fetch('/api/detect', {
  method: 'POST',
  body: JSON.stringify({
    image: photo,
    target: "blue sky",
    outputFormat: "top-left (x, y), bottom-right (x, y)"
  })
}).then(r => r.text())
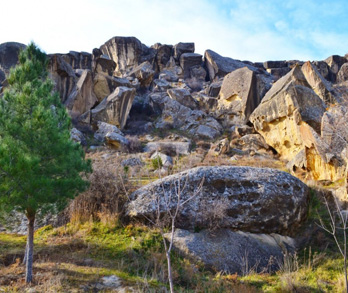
top-left (2, 0), bottom-right (348, 62)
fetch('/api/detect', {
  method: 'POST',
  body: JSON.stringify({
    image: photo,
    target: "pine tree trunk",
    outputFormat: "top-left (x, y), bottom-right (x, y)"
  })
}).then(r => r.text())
top-left (25, 215), bottom-right (35, 283)
top-left (23, 241), bottom-right (28, 265)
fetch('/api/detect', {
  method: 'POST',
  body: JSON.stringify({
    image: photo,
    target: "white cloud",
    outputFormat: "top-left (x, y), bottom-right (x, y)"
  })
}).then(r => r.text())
top-left (1, 0), bottom-right (348, 61)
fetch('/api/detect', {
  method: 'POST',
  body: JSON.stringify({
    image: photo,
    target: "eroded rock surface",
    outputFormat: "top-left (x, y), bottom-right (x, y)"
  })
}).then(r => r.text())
top-left (127, 166), bottom-right (309, 235)
top-left (91, 86), bottom-right (136, 129)
top-left (166, 229), bottom-right (296, 274)
top-left (216, 67), bottom-right (272, 126)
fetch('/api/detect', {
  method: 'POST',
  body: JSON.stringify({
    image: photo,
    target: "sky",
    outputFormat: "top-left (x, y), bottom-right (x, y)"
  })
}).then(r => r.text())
top-left (2, 0), bottom-right (348, 62)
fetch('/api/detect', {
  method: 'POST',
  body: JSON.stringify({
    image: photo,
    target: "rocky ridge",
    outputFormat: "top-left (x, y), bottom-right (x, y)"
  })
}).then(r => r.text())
top-left (2, 36), bottom-right (348, 274)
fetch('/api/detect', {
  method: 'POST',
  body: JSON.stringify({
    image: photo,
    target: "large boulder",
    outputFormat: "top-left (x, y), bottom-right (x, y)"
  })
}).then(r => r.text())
top-left (167, 88), bottom-right (197, 110)
top-left (263, 61), bottom-right (288, 69)
top-left (167, 229), bottom-right (296, 274)
top-left (64, 70), bottom-right (98, 118)
top-left (216, 67), bottom-right (272, 126)
top-left (93, 55), bottom-right (116, 76)
top-left (204, 49), bottom-right (257, 81)
top-left (48, 54), bottom-right (77, 103)
top-left (324, 55), bottom-right (347, 82)
top-left (91, 86), bottom-right (136, 129)
top-left (250, 66), bottom-right (327, 161)
top-left (312, 61), bottom-right (330, 81)
top-left (337, 63), bottom-right (348, 83)
top-left (179, 53), bottom-right (202, 79)
top-left (301, 61), bottom-right (337, 104)
top-left (250, 66), bottom-right (348, 182)
top-left (128, 61), bottom-right (155, 88)
top-left (93, 74), bottom-right (131, 102)
top-left (65, 51), bottom-right (92, 70)
top-left (173, 42), bottom-right (195, 60)
top-left (100, 36), bottom-right (156, 76)
top-left (152, 43), bottom-right (173, 72)
top-left (0, 42), bottom-right (26, 74)
top-left (127, 166), bottom-right (309, 235)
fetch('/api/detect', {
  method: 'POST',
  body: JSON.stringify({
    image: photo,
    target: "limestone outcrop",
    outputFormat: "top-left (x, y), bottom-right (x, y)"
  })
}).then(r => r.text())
top-left (48, 54), bottom-right (77, 103)
top-left (126, 166), bottom-right (309, 235)
top-left (250, 65), bottom-right (348, 182)
top-left (91, 86), bottom-right (136, 129)
top-left (250, 66), bottom-right (327, 162)
top-left (301, 61), bottom-right (337, 104)
top-left (204, 49), bottom-right (257, 81)
top-left (100, 37), bottom-right (156, 76)
top-left (65, 70), bottom-right (98, 117)
top-left (216, 67), bottom-right (272, 126)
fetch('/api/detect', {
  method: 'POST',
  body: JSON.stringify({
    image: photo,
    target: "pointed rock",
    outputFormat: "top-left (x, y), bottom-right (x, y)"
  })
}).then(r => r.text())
top-left (91, 86), bottom-right (136, 129)
top-left (65, 70), bottom-right (98, 118)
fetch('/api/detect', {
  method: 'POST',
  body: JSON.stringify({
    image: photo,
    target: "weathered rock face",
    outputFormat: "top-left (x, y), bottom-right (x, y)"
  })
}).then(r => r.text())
top-left (250, 66), bottom-right (327, 162)
top-left (167, 88), bottom-right (197, 110)
top-left (250, 65), bottom-right (348, 182)
top-left (126, 166), bottom-right (309, 235)
top-left (337, 63), bottom-right (348, 83)
top-left (48, 54), bottom-right (77, 103)
top-left (65, 51), bottom-right (92, 70)
top-left (311, 106), bottom-right (348, 181)
top-left (100, 37), bottom-right (155, 76)
top-left (204, 49), bottom-right (257, 81)
top-left (167, 229), bottom-right (296, 274)
top-left (93, 55), bottom-right (116, 76)
top-left (93, 74), bottom-right (131, 102)
top-left (65, 70), bottom-right (98, 117)
top-left (152, 43), bottom-right (173, 72)
top-left (206, 80), bottom-right (222, 97)
top-left (301, 61), bottom-right (336, 104)
top-left (152, 95), bottom-right (222, 140)
top-left (324, 55), bottom-right (347, 82)
top-left (0, 42), bottom-right (26, 74)
top-left (216, 67), bottom-right (272, 126)
top-left (263, 60), bottom-right (291, 81)
top-left (128, 61), bottom-right (155, 88)
top-left (91, 86), bottom-right (136, 129)
top-left (179, 53), bottom-right (203, 79)
top-left (174, 42), bottom-right (195, 60)
top-left (312, 61), bottom-right (330, 80)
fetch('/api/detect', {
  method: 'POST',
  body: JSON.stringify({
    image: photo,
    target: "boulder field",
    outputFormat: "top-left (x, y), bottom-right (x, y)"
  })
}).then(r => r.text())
top-left (2, 36), bottom-right (348, 273)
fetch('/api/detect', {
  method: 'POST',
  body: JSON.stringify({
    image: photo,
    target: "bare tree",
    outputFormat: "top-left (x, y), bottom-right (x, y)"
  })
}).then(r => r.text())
top-left (317, 196), bottom-right (348, 293)
top-left (144, 174), bottom-right (204, 293)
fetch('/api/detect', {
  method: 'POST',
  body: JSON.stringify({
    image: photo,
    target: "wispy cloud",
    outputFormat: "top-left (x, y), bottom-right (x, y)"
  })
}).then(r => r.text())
top-left (2, 0), bottom-right (348, 61)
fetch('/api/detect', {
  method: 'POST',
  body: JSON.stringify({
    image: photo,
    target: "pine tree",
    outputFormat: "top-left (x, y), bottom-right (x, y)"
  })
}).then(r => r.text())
top-left (0, 43), bottom-right (91, 283)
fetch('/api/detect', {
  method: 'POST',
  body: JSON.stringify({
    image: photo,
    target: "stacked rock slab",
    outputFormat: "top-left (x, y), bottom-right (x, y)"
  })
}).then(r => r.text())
top-left (64, 70), bottom-right (98, 118)
top-left (301, 61), bottom-right (337, 104)
top-left (250, 65), bottom-right (348, 182)
top-left (48, 54), bottom-right (77, 103)
top-left (216, 67), bottom-right (272, 126)
top-left (204, 49), bottom-right (257, 81)
top-left (100, 36), bottom-right (156, 77)
top-left (91, 86), bottom-right (136, 130)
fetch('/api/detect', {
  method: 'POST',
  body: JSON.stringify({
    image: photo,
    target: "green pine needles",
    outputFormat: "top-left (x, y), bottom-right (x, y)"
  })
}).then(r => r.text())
top-left (0, 43), bottom-right (91, 283)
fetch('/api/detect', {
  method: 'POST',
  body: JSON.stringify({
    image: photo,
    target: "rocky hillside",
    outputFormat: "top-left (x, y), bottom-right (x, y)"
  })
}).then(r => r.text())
top-left (1, 37), bottom-right (348, 275)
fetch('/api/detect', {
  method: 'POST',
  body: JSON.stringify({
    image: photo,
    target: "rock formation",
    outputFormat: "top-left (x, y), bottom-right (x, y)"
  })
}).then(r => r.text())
top-left (166, 229), bottom-right (295, 274)
top-left (127, 166), bottom-right (309, 235)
